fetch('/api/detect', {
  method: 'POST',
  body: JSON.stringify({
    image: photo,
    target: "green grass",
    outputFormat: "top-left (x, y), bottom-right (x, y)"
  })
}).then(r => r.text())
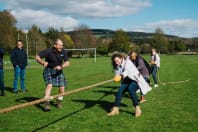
top-left (0, 55), bottom-right (197, 132)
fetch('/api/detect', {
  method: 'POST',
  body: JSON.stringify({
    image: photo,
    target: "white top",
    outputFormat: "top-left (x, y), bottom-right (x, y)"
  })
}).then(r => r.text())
top-left (151, 54), bottom-right (160, 68)
top-left (115, 59), bottom-right (125, 75)
top-left (121, 57), bottom-right (152, 95)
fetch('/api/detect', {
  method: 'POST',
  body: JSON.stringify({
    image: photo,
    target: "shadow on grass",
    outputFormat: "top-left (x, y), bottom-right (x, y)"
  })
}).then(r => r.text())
top-left (15, 97), bottom-right (45, 111)
top-left (32, 107), bottom-right (85, 132)
top-left (97, 85), bottom-right (119, 89)
top-left (5, 87), bottom-right (14, 93)
top-left (32, 86), bottom-right (129, 131)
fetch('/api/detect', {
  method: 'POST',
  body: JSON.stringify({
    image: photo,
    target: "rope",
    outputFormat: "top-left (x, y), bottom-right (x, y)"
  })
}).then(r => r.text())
top-left (156, 68), bottom-right (190, 85)
top-left (0, 79), bottom-right (113, 114)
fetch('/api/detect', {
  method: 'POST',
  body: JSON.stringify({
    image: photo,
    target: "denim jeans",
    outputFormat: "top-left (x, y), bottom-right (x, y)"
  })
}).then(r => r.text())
top-left (115, 78), bottom-right (139, 107)
top-left (151, 65), bottom-right (158, 84)
top-left (0, 69), bottom-right (4, 92)
top-left (13, 66), bottom-right (26, 92)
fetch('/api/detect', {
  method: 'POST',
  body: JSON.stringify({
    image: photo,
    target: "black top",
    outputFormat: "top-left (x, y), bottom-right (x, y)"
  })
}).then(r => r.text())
top-left (38, 47), bottom-right (69, 69)
top-left (10, 47), bottom-right (27, 68)
top-left (0, 48), bottom-right (4, 69)
top-left (131, 56), bottom-right (149, 78)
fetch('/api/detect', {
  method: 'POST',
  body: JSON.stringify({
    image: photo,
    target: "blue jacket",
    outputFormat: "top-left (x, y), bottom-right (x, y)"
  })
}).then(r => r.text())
top-left (10, 47), bottom-right (27, 69)
top-left (0, 48), bottom-right (4, 69)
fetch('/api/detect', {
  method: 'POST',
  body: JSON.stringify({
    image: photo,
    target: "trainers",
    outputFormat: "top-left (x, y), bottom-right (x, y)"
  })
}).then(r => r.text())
top-left (56, 100), bottom-right (62, 109)
top-left (0, 91), bottom-right (5, 96)
top-left (107, 106), bottom-right (119, 116)
top-left (44, 101), bottom-right (51, 111)
top-left (13, 91), bottom-right (18, 94)
top-left (154, 84), bottom-right (158, 88)
top-left (22, 90), bottom-right (28, 93)
top-left (135, 106), bottom-right (142, 117)
top-left (140, 96), bottom-right (147, 103)
top-left (136, 89), bottom-right (140, 93)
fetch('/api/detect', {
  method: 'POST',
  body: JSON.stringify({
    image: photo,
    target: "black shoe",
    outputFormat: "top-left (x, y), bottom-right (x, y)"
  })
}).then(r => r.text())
top-left (0, 92), bottom-right (5, 96)
top-left (56, 100), bottom-right (62, 109)
top-left (13, 91), bottom-right (18, 94)
top-left (44, 102), bottom-right (51, 111)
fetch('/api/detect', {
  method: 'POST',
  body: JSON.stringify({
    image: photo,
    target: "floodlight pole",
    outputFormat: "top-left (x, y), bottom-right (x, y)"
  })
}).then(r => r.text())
top-left (25, 33), bottom-right (29, 65)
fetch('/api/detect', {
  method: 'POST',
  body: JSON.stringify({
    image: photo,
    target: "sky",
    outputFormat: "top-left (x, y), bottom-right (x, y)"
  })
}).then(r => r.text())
top-left (0, 0), bottom-right (197, 38)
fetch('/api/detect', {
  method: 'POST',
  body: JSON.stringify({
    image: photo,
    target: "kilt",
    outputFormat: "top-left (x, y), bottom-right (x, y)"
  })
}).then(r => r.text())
top-left (43, 68), bottom-right (67, 87)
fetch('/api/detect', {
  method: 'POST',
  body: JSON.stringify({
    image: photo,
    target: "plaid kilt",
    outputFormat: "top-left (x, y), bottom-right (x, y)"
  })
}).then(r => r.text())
top-left (43, 68), bottom-right (67, 87)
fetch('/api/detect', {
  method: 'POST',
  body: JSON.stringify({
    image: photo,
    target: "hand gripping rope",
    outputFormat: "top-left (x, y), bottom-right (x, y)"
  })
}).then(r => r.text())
top-left (0, 79), bottom-right (113, 114)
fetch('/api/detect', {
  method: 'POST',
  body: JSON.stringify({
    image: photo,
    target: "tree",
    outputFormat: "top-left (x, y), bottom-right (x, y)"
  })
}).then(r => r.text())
top-left (192, 38), bottom-right (198, 51)
top-left (168, 40), bottom-right (176, 53)
top-left (59, 27), bottom-right (74, 49)
top-left (175, 40), bottom-right (186, 51)
top-left (28, 25), bottom-right (47, 56)
top-left (70, 24), bottom-right (97, 57)
top-left (45, 27), bottom-right (59, 42)
top-left (0, 10), bottom-right (17, 52)
top-left (109, 29), bottom-right (130, 53)
top-left (70, 24), bottom-right (96, 49)
top-left (140, 43), bottom-right (151, 54)
top-left (152, 28), bottom-right (169, 53)
top-left (97, 42), bottom-right (110, 56)
top-left (130, 43), bottom-right (141, 53)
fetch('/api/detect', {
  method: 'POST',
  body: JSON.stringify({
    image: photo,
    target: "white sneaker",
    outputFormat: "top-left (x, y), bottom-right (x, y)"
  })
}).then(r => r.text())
top-left (154, 84), bottom-right (158, 88)
top-left (136, 89), bottom-right (140, 93)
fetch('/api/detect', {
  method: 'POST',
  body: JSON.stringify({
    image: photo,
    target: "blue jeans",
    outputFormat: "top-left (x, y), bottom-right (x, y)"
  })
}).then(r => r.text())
top-left (115, 78), bottom-right (139, 107)
top-left (151, 65), bottom-right (158, 84)
top-left (0, 69), bottom-right (4, 92)
top-left (13, 66), bottom-right (26, 92)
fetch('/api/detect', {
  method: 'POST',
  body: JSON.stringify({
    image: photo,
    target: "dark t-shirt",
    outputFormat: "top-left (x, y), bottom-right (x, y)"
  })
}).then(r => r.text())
top-left (38, 47), bottom-right (69, 69)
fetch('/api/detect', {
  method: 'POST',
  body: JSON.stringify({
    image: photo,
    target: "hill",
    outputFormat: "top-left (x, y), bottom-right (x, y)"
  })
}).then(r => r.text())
top-left (68, 28), bottom-right (186, 44)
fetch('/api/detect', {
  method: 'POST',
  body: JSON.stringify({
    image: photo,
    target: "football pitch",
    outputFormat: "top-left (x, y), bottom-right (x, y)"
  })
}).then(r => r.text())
top-left (0, 55), bottom-right (197, 132)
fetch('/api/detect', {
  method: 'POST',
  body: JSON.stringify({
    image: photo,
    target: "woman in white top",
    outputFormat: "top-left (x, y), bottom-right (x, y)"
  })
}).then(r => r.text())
top-left (150, 48), bottom-right (160, 87)
top-left (108, 53), bottom-right (151, 117)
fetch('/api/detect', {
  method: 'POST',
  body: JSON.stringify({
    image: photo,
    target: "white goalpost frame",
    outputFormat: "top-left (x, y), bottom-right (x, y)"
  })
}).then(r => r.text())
top-left (65, 48), bottom-right (97, 62)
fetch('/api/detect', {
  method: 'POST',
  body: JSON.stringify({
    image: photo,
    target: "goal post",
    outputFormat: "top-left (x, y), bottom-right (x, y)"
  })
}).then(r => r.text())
top-left (65, 48), bottom-right (97, 62)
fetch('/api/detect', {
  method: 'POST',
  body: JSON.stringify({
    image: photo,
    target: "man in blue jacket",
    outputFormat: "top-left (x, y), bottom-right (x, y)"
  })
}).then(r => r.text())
top-left (10, 40), bottom-right (28, 93)
top-left (0, 48), bottom-right (5, 96)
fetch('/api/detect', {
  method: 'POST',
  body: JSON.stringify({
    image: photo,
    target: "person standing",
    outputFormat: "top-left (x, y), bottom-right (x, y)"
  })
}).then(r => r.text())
top-left (129, 51), bottom-right (150, 103)
top-left (10, 40), bottom-right (28, 93)
top-left (35, 39), bottom-right (70, 111)
top-left (0, 48), bottom-right (5, 96)
top-left (150, 48), bottom-right (160, 88)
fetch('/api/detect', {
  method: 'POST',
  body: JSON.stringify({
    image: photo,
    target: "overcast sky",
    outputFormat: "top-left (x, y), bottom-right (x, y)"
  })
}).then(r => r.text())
top-left (0, 0), bottom-right (197, 38)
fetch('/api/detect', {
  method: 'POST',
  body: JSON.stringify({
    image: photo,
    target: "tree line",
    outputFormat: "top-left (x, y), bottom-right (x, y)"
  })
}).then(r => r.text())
top-left (0, 10), bottom-right (197, 57)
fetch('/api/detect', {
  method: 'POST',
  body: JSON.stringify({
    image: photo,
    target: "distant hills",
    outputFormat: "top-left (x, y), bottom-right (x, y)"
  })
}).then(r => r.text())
top-left (68, 28), bottom-right (186, 41)
top-left (68, 28), bottom-right (197, 46)
top-left (90, 29), bottom-right (183, 39)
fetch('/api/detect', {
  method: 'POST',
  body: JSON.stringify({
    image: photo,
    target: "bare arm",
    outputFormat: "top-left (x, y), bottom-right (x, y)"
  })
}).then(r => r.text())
top-left (35, 55), bottom-right (48, 67)
top-left (54, 61), bottom-right (70, 70)
top-left (61, 61), bottom-right (70, 68)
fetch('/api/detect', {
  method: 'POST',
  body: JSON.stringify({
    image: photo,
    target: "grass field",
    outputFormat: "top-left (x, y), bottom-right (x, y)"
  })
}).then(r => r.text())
top-left (0, 55), bottom-right (197, 132)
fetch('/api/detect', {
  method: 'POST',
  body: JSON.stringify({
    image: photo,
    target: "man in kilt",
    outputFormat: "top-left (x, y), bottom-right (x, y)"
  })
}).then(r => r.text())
top-left (36, 39), bottom-right (70, 111)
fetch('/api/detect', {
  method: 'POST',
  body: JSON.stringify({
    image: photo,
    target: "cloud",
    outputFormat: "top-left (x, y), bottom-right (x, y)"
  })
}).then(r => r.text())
top-left (3, 0), bottom-right (151, 31)
top-left (133, 19), bottom-right (198, 38)
top-left (11, 9), bottom-right (78, 31)
top-left (6, 0), bottom-right (151, 18)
